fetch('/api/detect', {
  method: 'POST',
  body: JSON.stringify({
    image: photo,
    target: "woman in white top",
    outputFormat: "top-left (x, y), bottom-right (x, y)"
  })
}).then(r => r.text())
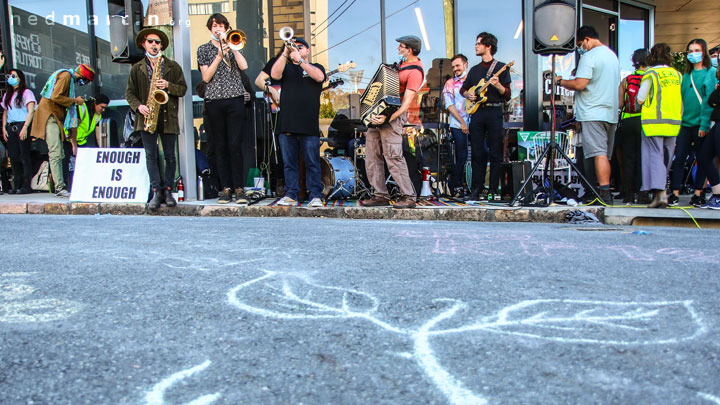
top-left (2, 69), bottom-right (37, 194)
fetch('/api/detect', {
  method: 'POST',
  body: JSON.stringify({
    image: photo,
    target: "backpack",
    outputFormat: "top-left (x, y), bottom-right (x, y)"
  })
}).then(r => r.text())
top-left (624, 73), bottom-right (643, 114)
top-left (31, 160), bottom-right (50, 191)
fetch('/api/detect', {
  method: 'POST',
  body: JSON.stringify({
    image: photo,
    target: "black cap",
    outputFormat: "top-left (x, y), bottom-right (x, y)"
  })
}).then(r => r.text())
top-left (293, 37), bottom-right (310, 49)
top-left (396, 35), bottom-right (421, 54)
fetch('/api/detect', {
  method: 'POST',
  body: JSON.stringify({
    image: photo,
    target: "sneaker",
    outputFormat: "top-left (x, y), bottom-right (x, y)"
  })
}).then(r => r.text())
top-left (308, 198), bottom-right (324, 207)
top-left (235, 188), bottom-right (249, 205)
top-left (690, 194), bottom-right (706, 208)
top-left (452, 187), bottom-right (465, 199)
top-left (276, 196), bottom-right (298, 206)
top-left (55, 189), bottom-right (70, 197)
top-left (667, 193), bottom-right (679, 206)
top-left (705, 194), bottom-right (720, 210)
top-left (480, 188), bottom-right (490, 200)
top-left (218, 188), bottom-right (232, 204)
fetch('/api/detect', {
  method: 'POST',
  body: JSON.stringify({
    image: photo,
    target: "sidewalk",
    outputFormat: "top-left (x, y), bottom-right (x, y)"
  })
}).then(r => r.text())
top-left (0, 192), bottom-right (718, 228)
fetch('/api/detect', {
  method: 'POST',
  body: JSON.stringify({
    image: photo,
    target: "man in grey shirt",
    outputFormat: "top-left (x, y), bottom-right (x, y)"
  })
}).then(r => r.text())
top-left (556, 26), bottom-right (620, 204)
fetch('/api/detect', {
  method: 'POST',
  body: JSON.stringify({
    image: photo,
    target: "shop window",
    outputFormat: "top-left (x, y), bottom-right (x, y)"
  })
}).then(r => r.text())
top-left (457, 0), bottom-right (524, 122)
top-left (618, 3), bottom-right (649, 76)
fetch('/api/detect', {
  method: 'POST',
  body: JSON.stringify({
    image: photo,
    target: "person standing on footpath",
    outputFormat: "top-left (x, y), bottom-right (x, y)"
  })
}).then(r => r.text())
top-left (2, 69), bottom-right (36, 194)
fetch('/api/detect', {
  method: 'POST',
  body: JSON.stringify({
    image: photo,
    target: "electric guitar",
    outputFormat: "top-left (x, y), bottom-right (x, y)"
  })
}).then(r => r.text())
top-left (269, 61), bottom-right (356, 112)
top-left (464, 60), bottom-right (514, 115)
top-left (322, 78), bottom-right (344, 92)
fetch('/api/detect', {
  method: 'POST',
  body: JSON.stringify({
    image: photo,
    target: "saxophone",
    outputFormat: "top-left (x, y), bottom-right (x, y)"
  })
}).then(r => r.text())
top-left (143, 54), bottom-right (169, 133)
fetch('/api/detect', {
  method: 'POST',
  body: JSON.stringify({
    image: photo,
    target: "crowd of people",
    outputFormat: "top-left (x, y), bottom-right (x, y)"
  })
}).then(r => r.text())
top-left (2, 18), bottom-right (720, 211)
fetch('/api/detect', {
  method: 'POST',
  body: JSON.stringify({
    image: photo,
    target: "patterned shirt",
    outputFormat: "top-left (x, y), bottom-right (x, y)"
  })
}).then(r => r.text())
top-left (442, 72), bottom-right (470, 129)
top-left (197, 41), bottom-right (246, 100)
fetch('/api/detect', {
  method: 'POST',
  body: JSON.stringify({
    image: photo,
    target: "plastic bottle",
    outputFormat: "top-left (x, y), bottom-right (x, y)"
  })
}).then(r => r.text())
top-left (197, 176), bottom-right (204, 201)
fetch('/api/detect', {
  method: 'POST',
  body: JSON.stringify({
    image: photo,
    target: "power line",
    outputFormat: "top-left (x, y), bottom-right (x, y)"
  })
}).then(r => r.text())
top-left (313, 0), bottom-right (358, 38)
top-left (315, 0), bottom-right (419, 57)
top-left (312, 0), bottom-right (351, 35)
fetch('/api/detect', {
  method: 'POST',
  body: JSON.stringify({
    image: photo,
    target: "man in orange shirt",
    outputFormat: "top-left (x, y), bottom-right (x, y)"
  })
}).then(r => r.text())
top-left (362, 35), bottom-right (424, 209)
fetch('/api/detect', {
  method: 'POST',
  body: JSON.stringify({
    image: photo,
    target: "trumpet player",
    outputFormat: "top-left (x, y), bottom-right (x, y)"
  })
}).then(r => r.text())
top-left (271, 33), bottom-right (327, 207)
top-left (198, 13), bottom-right (250, 204)
top-left (126, 27), bottom-right (187, 211)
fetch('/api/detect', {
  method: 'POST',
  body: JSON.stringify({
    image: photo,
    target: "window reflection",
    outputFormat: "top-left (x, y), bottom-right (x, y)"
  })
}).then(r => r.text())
top-left (456, 0), bottom-right (523, 122)
top-left (618, 3), bottom-right (648, 76)
top-left (9, 0), bottom-right (91, 97)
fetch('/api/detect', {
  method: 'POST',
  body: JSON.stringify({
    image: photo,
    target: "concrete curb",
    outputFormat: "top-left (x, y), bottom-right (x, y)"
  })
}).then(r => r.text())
top-left (0, 201), bottom-right (605, 224)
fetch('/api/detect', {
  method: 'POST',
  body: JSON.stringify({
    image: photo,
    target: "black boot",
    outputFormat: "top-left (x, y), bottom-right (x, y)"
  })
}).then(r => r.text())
top-left (164, 187), bottom-right (177, 207)
top-left (148, 188), bottom-right (163, 211)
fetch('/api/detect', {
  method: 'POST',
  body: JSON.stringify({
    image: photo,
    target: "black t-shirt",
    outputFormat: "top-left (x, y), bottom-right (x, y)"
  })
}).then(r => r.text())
top-left (276, 61), bottom-right (326, 136)
top-left (262, 56), bottom-right (282, 86)
top-left (460, 60), bottom-right (512, 105)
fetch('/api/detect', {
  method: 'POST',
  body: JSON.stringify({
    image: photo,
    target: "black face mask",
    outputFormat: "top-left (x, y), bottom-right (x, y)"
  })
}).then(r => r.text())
top-left (77, 78), bottom-right (88, 86)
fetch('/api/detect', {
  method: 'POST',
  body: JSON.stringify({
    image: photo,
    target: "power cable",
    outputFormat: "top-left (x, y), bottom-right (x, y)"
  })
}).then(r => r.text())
top-left (315, 0), bottom-right (419, 57)
top-left (312, 0), bottom-right (351, 35)
top-left (313, 0), bottom-right (358, 38)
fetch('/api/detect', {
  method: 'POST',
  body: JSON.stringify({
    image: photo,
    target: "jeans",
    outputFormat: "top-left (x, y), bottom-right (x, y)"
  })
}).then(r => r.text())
top-left (5, 122), bottom-right (32, 190)
top-left (141, 131), bottom-right (177, 190)
top-left (206, 97), bottom-right (246, 189)
top-left (278, 133), bottom-right (323, 200)
top-left (469, 106), bottom-right (503, 192)
top-left (698, 123), bottom-right (720, 187)
top-left (670, 125), bottom-right (706, 191)
top-left (449, 127), bottom-right (469, 189)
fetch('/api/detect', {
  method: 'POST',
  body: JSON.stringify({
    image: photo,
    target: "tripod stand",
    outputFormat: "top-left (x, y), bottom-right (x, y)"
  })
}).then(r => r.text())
top-left (510, 53), bottom-right (601, 206)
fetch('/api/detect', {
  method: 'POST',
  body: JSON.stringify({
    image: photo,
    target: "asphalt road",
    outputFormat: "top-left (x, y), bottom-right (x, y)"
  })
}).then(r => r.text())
top-left (1, 215), bottom-right (719, 405)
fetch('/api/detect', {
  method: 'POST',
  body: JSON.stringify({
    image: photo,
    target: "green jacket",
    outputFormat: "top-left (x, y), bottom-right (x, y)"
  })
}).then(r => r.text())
top-left (125, 57), bottom-right (188, 134)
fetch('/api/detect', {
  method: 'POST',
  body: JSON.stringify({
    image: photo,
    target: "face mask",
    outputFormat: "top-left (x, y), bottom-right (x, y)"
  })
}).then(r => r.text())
top-left (576, 45), bottom-right (587, 56)
top-left (211, 33), bottom-right (220, 41)
top-left (7, 76), bottom-right (19, 87)
top-left (76, 78), bottom-right (87, 86)
top-left (146, 51), bottom-right (161, 59)
top-left (712, 57), bottom-right (718, 68)
top-left (687, 51), bottom-right (703, 64)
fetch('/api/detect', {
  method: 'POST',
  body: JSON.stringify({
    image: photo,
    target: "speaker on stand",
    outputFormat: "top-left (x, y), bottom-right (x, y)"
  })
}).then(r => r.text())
top-left (511, 0), bottom-right (601, 206)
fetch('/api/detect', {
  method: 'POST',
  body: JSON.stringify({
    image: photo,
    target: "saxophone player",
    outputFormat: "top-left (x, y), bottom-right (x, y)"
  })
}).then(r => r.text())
top-left (126, 27), bottom-right (188, 211)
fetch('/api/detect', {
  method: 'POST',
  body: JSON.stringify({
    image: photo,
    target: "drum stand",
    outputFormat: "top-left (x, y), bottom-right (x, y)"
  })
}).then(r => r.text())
top-left (352, 127), bottom-right (372, 200)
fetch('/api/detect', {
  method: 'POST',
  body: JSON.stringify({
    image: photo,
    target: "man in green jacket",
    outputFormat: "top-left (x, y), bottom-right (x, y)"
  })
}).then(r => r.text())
top-left (125, 28), bottom-right (188, 210)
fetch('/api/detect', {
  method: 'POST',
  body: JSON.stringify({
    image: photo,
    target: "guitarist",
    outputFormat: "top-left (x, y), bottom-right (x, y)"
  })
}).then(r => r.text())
top-left (461, 32), bottom-right (511, 201)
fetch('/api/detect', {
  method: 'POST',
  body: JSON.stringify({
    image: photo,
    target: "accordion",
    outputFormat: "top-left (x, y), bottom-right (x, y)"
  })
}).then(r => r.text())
top-left (360, 64), bottom-right (402, 127)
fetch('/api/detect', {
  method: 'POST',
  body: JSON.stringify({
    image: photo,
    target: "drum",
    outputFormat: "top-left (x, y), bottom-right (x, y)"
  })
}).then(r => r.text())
top-left (321, 156), bottom-right (356, 199)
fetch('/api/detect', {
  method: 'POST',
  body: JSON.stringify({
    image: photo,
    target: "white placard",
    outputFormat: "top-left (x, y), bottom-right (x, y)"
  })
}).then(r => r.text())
top-left (70, 148), bottom-right (150, 203)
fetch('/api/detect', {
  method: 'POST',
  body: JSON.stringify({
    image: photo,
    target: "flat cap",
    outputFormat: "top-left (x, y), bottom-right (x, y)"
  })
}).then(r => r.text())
top-left (396, 35), bottom-right (421, 53)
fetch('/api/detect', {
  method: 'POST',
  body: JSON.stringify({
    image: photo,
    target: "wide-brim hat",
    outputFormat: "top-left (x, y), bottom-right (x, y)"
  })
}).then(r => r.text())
top-left (135, 27), bottom-right (169, 51)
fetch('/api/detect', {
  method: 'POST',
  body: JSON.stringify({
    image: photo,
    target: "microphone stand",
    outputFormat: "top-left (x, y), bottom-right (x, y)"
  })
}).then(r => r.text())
top-left (263, 81), bottom-right (279, 194)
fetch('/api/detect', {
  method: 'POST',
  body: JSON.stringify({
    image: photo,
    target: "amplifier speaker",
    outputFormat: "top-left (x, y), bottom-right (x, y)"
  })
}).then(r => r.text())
top-left (532, 0), bottom-right (577, 55)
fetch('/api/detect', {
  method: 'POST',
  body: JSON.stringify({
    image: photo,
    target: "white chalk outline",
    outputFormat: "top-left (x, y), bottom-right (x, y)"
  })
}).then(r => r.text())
top-left (227, 271), bottom-right (709, 405)
top-left (699, 392), bottom-right (720, 404)
top-left (144, 360), bottom-right (221, 405)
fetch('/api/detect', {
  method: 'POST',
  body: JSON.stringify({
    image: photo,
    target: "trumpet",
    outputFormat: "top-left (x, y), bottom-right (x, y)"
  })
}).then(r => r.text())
top-left (278, 26), bottom-right (298, 51)
top-left (220, 28), bottom-right (246, 51)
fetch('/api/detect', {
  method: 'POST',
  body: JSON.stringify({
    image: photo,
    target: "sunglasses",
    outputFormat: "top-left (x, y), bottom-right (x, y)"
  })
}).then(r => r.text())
top-left (296, 44), bottom-right (306, 50)
top-left (146, 38), bottom-right (162, 44)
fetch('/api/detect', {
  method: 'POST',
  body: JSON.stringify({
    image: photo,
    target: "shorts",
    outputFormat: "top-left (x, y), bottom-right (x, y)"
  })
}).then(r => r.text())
top-left (580, 121), bottom-right (616, 159)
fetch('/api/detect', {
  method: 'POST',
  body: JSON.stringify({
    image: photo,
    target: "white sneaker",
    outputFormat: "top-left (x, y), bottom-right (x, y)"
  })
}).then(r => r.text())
top-left (308, 198), bottom-right (324, 207)
top-left (55, 189), bottom-right (70, 197)
top-left (276, 196), bottom-right (298, 206)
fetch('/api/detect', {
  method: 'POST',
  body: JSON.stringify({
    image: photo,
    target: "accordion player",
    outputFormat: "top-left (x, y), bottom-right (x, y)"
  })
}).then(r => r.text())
top-left (359, 64), bottom-right (402, 128)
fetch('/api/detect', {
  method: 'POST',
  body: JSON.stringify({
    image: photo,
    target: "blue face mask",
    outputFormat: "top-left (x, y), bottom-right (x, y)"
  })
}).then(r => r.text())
top-left (76, 78), bottom-right (87, 86)
top-left (687, 51), bottom-right (703, 64)
top-left (712, 57), bottom-right (718, 68)
top-left (576, 45), bottom-right (587, 56)
top-left (146, 51), bottom-right (161, 59)
top-left (7, 76), bottom-right (19, 87)
top-left (211, 33), bottom-right (220, 41)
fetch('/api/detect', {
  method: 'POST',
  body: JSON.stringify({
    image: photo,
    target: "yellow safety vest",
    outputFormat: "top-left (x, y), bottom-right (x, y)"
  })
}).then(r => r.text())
top-left (640, 66), bottom-right (683, 137)
top-left (76, 103), bottom-right (100, 146)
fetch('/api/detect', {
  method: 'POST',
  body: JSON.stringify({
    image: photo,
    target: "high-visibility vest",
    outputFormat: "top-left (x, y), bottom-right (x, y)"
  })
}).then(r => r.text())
top-left (640, 66), bottom-right (683, 137)
top-left (76, 103), bottom-right (100, 145)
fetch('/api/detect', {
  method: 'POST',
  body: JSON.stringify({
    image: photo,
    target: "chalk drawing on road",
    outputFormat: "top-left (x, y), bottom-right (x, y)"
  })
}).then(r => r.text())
top-left (228, 271), bottom-right (707, 405)
top-left (145, 360), bottom-right (221, 405)
top-left (0, 274), bottom-right (82, 323)
top-left (699, 392), bottom-right (720, 404)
